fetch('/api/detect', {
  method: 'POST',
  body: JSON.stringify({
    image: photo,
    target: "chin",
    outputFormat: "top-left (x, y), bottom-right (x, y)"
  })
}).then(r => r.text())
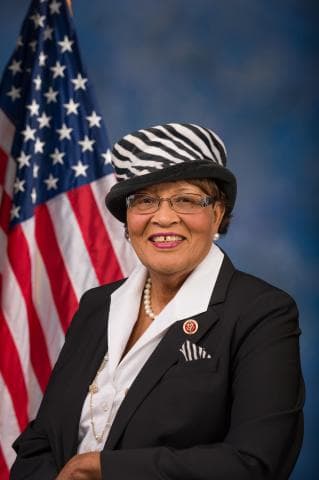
top-left (146, 260), bottom-right (195, 278)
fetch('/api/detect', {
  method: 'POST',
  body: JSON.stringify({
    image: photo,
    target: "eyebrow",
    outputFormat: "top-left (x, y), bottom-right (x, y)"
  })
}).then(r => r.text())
top-left (137, 187), bottom-right (203, 195)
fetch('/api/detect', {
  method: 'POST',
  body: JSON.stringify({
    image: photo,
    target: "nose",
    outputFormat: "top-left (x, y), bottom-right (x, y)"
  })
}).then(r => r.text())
top-left (151, 198), bottom-right (180, 225)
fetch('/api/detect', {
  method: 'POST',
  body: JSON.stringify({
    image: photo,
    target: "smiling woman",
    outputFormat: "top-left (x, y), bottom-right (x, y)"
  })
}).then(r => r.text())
top-left (10, 123), bottom-right (304, 480)
top-left (126, 181), bottom-right (225, 289)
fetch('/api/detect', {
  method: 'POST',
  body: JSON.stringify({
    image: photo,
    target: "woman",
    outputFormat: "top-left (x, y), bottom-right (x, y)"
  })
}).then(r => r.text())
top-left (10, 123), bottom-right (304, 479)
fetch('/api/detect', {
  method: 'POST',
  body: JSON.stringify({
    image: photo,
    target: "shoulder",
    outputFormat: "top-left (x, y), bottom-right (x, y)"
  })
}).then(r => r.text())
top-left (79, 278), bottom-right (127, 308)
top-left (224, 269), bottom-right (300, 353)
top-left (219, 252), bottom-right (297, 311)
top-left (65, 279), bottom-right (127, 337)
top-left (216, 255), bottom-right (299, 344)
top-left (230, 268), bottom-right (297, 310)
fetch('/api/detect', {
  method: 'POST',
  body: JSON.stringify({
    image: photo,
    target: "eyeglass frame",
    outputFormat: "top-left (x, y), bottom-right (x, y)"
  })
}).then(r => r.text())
top-left (126, 192), bottom-right (216, 214)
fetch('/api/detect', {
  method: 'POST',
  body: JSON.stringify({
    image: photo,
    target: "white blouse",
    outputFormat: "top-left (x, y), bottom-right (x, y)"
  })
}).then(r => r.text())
top-left (77, 244), bottom-right (224, 453)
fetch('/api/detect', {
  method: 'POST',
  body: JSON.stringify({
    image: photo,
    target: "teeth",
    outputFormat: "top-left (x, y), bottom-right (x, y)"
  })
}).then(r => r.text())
top-left (152, 235), bottom-right (183, 242)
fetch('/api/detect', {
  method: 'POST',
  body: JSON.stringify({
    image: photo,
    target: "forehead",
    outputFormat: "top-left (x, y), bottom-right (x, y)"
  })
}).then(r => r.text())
top-left (139, 181), bottom-right (206, 196)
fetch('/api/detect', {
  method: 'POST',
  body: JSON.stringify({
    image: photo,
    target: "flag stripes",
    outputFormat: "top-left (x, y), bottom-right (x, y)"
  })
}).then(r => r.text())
top-left (0, 191), bottom-right (11, 231)
top-left (0, 111), bottom-right (135, 475)
top-left (67, 185), bottom-right (123, 284)
top-left (0, 148), bottom-right (8, 185)
top-left (35, 203), bottom-right (79, 333)
top-left (90, 178), bottom-right (136, 274)
top-left (7, 225), bottom-right (53, 391)
top-left (46, 193), bottom-right (99, 301)
top-left (21, 218), bottom-right (65, 367)
top-left (0, 1), bottom-right (137, 475)
top-left (0, 378), bottom-right (16, 472)
top-left (0, 304), bottom-right (29, 431)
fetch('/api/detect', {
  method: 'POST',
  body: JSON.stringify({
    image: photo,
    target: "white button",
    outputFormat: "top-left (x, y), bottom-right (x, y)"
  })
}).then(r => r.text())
top-left (102, 402), bottom-right (108, 411)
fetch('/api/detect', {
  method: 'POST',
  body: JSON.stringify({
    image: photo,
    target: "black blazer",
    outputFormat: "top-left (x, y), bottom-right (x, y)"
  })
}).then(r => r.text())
top-left (10, 254), bottom-right (305, 479)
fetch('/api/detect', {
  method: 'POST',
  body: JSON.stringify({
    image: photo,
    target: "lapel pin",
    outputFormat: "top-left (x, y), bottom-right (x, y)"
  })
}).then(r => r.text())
top-left (183, 319), bottom-right (198, 335)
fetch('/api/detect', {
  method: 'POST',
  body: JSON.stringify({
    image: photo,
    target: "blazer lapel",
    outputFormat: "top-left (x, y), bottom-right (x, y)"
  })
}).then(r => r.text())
top-left (209, 252), bottom-right (235, 305)
top-left (104, 306), bottom-right (220, 450)
top-left (105, 253), bottom-right (236, 450)
top-left (61, 303), bottom-right (109, 459)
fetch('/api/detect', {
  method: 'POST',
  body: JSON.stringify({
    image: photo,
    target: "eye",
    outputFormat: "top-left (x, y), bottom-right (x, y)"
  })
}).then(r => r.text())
top-left (137, 195), bottom-right (157, 205)
top-left (174, 195), bottom-right (198, 205)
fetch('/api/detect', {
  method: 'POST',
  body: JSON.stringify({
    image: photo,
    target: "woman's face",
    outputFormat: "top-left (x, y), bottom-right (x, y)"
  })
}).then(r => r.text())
top-left (126, 180), bottom-right (225, 282)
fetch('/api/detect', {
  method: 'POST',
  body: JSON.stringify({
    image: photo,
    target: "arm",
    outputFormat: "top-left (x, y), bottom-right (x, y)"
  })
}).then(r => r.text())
top-left (100, 290), bottom-right (304, 479)
top-left (9, 422), bottom-right (58, 480)
top-left (55, 452), bottom-right (101, 480)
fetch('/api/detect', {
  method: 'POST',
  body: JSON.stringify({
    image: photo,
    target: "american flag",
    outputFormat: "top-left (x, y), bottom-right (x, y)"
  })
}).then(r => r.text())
top-left (0, 0), bottom-right (135, 476)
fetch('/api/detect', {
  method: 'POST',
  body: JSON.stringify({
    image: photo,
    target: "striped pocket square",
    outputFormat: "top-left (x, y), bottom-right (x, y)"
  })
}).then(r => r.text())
top-left (179, 340), bottom-right (212, 361)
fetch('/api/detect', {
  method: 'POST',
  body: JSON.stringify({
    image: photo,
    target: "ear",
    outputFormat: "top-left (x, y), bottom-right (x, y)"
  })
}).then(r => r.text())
top-left (212, 201), bottom-right (225, 232)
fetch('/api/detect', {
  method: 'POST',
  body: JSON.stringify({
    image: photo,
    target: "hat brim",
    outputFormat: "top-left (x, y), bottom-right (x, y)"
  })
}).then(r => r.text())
top-left (105, 160), bottom-right (237, 223)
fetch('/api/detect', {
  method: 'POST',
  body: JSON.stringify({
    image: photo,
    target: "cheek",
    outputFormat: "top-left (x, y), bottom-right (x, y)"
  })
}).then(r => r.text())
top-left (127, 213), bottom-right (148, 236)
top-left (186, 214), bottom-right (215, 237)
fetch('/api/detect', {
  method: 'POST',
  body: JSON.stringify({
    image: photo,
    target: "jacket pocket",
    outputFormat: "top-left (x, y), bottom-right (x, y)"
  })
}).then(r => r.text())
top-left (162, 357), bottom-right (219, 381)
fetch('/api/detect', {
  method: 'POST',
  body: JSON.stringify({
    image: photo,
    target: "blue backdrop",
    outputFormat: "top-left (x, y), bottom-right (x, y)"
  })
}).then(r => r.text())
top-left (1, 1), bottom-right (318, 477)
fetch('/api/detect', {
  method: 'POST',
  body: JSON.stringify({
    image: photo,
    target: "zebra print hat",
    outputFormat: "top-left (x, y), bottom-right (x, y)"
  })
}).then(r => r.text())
top-left (105, 123), bottom-right (237, 222)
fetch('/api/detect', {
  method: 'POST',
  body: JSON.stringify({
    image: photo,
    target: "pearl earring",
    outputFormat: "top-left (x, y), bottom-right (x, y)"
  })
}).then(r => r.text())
top-left (124, 225), bottom-right (130, 241)
top-left (213, 232), bottom-right (220, 241)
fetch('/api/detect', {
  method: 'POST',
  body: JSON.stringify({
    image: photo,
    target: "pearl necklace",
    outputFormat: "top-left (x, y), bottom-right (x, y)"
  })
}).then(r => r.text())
top-left (143, 277), bottom-right (156, 319)
top-left (88, 354), bottom-right (110, 444)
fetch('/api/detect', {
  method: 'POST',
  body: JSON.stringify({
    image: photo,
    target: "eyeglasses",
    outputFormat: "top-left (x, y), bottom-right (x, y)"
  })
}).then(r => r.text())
top-left (126, 193), bottom-right (215, 214)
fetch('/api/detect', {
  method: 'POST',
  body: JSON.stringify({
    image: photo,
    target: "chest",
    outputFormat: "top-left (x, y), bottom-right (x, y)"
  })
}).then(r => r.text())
top-left (122, 307), bottom-right (153, 358)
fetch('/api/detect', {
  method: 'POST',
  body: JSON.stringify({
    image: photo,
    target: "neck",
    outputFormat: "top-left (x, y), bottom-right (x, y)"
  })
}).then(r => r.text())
top-left (147, 271), bottom-right (190, 315)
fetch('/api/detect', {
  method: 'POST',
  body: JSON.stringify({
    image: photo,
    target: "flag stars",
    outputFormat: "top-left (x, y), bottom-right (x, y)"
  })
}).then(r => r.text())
top-left (34, 137), bottom-right (45, 154)
top-left (10, 205), bottom-right (21, 220)
top-left (14, 178), bottom-right (26, 193)
top-left (6, 86), bottom-right (22, 101)
top-left (9, 59), bottom-right (22, 76)
top-left (29, 40), bottom-right (37, 52)
top-left (39, 51), bottom-right (47, 66)
top-left (86, 110), bottom-right (101, 128)
top-left (31, 188), bottom-right (37, 204)
top-left (71, 73), bottom-right (88, 91)
top-left (33, 164), bottom-right (40, 178)
top-left (64, 98), bottom-right (79, 115)
top-left (21, 125), bottom-right (36, 142)
top-left (78, 135), bottom-right (95, 152)
top-left (58, 35), bottom-right (73, 53)
top-left (57, 123), bottom-right (72, 140)
top-left (44, 174), bottom-right (58, 190)
top-left (33, 75), bottom-right (42, 91)
top-left (16, 35), bottom-right (23, 48)
top-left (27, 99), bottom-right (40, 116)
top-left (50, 148), bottom-right (65, 165)
top-left (43, 25), bottom-right (53, 40)
top-left (50, 61), bottom-right (66, 79)
top-left (72, 160), bottom-right (89, 177)
top-left (49, 0), bottom-right (62, 15)
top-left (44, 86), bottom-right (58, 103)
top-left (37, 112), bottom-right (51, 128)
top-left (17, 151), bottom-right (31, 168)
top-left (101, 150), bottom-right (111, 165)
top-left (30, 12), bottom-right (45, 29)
